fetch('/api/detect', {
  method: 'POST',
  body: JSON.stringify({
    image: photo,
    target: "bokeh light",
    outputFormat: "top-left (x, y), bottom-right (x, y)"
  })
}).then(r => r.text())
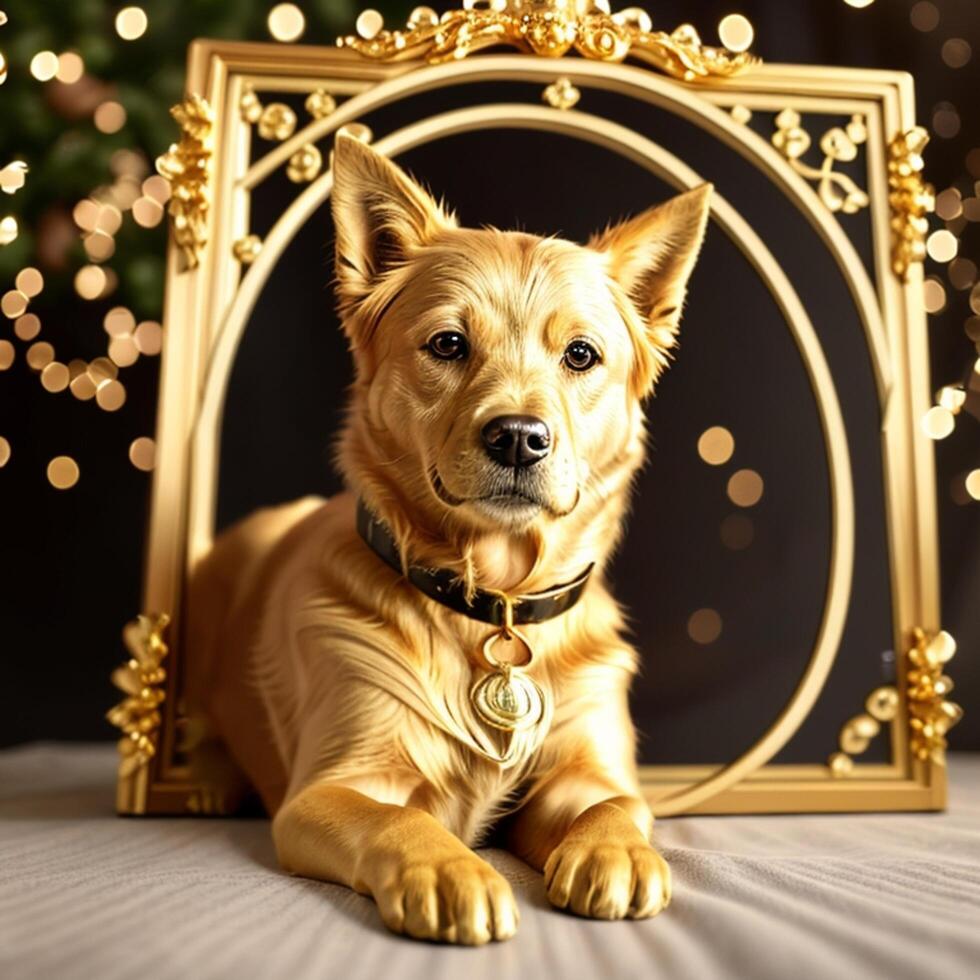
top-left (268, 4), bottom-right (306, 42)
top-left (688, 608), bottom-right (723, 645)
top-left (718, 14), bottom-right (754, 53)
top-left (47, 456), bottom-right (79, 490)
top-left (115, 7), bottom-right (148, 41)
top-left (697, 426), bottom-right (735, 465)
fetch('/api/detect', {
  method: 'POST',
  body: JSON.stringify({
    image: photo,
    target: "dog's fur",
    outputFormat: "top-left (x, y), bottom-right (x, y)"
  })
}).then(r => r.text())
top-left (185, 134), bottom-right (711, 945)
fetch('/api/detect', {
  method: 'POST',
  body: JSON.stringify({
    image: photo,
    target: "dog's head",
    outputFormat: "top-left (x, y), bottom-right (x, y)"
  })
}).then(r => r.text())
top-left (331, 134), bottom-right (710, 543)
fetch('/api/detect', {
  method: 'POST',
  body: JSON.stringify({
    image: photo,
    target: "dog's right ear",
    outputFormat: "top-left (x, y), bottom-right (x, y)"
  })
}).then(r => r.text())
top-left (331, 134), bottom-right (456, 316)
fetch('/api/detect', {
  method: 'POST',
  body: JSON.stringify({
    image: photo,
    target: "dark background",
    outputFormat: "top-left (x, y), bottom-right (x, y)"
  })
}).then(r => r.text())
top-left (1, 1), bottom-right (978, 759)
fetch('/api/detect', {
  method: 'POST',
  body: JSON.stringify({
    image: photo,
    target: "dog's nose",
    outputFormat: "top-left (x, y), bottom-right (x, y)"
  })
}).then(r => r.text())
top-left (481, 415), bottom-right (551, 468)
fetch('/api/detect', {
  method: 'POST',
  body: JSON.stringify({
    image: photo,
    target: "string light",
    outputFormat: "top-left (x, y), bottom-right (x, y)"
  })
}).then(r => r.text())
top-left (910, 1), bottom-right (939, 32)
top-left (0, 160), bottom-right (27, 194)
top-left (115, 7), bottom-right (148, 41)
top-left (94, 101), bottom-right (127, 134)
top-left (966, 470), bottom-right (980, 501)
top-left (268, 4), bottom-right (305, 43)
top-left (697, 426), bottom-right (735, 465)
top-left (56, 52), bottom-right (84, 84)
top-left (128, 437), bottom-right (156, 471)
top-left (927, 229), bottom-right (958, 263)
top-left (941, 38), bottom-right (971, 69)
top-left (922, 405), bottom-right (955, 440)
top-left (29, 51), bottom-right (58, 81)
top-left (688, 608), bottom-right (723, 644)
top-left (923, 276), bottom-right (948, 313)
top-left (356, 9), bottom-right (385, 41)
top-left (718, 14), bottom-right (754, 53)
top-left (47, 456), bottom-right (79, 490)
top-left (727, 469), bottom-right (765, 507)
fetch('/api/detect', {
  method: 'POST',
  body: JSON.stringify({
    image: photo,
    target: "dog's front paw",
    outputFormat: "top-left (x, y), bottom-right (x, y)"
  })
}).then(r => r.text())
top-left (373, 854), bottom-right (519, 945)
top-left (544, 836), bottom-right (671, 920)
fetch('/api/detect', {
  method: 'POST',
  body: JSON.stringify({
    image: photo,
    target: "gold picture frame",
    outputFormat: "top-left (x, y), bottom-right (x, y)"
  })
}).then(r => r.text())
top-left (109, 6), bottom-right (962, 817)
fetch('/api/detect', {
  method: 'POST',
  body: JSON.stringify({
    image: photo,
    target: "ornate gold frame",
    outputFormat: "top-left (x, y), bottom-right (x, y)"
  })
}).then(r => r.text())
top-left (109, 18), bottom-right (959, 816)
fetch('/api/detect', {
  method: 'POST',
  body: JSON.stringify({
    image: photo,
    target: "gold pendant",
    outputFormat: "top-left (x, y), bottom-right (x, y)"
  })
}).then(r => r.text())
top-left (470, 627), bottom-right (546, 733)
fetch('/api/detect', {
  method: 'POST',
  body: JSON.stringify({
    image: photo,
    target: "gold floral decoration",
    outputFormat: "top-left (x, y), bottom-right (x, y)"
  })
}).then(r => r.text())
top-left (287, 144), bottom-right (323, 183)
top-left (771, 109), bottom-right (869, 214)
top-left (305, 88), bottom-right (337, 120)
top-left (543, 76), bottom-right (580, 110)
top-left (337, 1), bottom-right (758, 82)
top-left (827, 684), bottom-right (898, 777)
top-left (233, 234), bottom-right (262, 265)
top-left (240, 83), bottom-right (263, 124)
top-left (907, 628), bottom-right (962, 763)
top-left (888, 127), bottom-right (935, 280)
top-left (258, 102), bottom-right (297, 141)
top-left (106, 613), bottom-right (170, 778)
top-left (155, 95), bottom-right (214, 270)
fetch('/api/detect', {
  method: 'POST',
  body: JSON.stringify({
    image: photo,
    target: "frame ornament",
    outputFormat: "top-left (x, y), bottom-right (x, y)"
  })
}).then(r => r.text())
top-left (112, 6), bottom-right (956, 817)
top-left (336, 1), bottom-right (757, 80)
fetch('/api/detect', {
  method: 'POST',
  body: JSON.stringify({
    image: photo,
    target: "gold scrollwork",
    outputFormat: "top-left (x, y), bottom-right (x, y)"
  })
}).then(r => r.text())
top-left (156, 95), bottom-right (214, 270)
top-left (772, 109), bottom-right (869, 215)
top-left (337, 1), bottom-right (757, 81)
top-left (106, 613), bottom-right (170, 779)
top-left (908, 628), bottom-right (963, 763)
top-left (888, 127), bottom-right (936, 280)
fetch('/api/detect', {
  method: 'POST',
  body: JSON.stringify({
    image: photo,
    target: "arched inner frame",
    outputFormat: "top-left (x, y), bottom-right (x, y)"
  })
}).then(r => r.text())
top-left (192, 104), bottom-right (855, 816)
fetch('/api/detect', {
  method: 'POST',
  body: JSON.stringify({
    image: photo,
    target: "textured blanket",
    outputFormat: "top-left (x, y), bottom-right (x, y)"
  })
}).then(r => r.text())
top-left (1, 743), bottom-right (977, 979)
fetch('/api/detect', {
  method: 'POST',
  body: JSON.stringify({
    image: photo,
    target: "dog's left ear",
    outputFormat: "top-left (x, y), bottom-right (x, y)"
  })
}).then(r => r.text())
top-left (589, 184), bottom-right (712, 391)
top-left (331, 133), bottom-right (457, 320)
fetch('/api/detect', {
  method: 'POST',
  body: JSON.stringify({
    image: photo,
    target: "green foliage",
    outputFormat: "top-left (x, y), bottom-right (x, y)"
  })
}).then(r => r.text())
top-left (0, 0), bottom-right (406, 314)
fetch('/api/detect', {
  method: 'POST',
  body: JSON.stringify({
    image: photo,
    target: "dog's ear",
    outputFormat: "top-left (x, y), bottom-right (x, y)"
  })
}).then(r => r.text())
top-left (589, 184), bottom-right (712, 389)
top-left (331, 134), bottom-right (456, 312)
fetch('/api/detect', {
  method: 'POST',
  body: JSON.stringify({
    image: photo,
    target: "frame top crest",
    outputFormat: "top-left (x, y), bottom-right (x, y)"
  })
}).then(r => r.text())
top-left (336, 0), bottom-right (758, 80)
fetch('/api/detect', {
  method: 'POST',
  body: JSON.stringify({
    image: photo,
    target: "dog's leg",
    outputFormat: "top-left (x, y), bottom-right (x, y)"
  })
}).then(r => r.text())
top-left (272, 782), bottom-right (519, 945)
top-left (507, 690), bottom-right (670, 920)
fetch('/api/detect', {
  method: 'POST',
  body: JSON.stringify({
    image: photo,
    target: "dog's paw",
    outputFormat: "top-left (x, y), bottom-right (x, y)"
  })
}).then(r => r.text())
top-left (373, 854), bottom-right (519, 945)
top-left (543, 837), bottom-right (671, 920)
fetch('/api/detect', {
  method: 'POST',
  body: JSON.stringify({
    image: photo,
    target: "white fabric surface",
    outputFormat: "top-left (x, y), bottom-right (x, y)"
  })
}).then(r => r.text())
top-left (1, 742), bottom-right (978, 980)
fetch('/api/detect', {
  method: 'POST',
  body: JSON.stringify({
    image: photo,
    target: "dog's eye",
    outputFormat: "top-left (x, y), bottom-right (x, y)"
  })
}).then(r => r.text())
top-left (563, 340), bottom-right (601, 372)
top-left (426, 331), bottom-right (469, 361)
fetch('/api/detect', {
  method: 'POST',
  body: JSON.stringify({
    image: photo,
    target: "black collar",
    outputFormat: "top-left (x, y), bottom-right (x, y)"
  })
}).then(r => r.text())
top-left (356, 499), bottom-right (594, 627)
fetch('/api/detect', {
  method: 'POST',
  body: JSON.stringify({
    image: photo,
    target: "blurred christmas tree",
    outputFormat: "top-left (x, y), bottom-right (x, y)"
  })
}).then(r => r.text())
top-left (0, 0), bottom-right (406, 317)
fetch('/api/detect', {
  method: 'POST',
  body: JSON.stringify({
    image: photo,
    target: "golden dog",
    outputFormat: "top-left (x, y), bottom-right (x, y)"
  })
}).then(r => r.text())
top-left (186, 133), bottom-right (711, 945)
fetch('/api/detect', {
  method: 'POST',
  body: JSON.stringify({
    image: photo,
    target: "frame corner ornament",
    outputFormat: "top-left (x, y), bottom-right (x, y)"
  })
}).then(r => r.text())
top-left (907, 627), bottom-right (963, 763)
top-left (155, 94), bottom-right (214, 270)
top-left (106, 613), bottom-right (171, 780)
top-left (771, 109), bottom-right (869, 215)
top-left (887, 126), bottom-right (935, 281)
top-left (337, 2), bottom-right (758, 81)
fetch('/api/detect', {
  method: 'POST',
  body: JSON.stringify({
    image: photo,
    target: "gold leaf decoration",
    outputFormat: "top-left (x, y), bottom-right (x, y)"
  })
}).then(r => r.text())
top-left (908, 628), bottom-right (963, 763)
top-left (305, 88), bottom-right (337, 120)
top-left (543, 76), bottom-right (580, 110)
top-left (106, 613), bottom-right (170, 779)
top-left (772, 110), bottom-right (869, 215)
top-left (233, 234), bottom-right (262, 265)
top-left (337, 1), bottom-right (758, 82)
top-left (287, 143), bottom-right (323, 183)
top-left (257, 102), bottom-right (297, 141)
top-left (888, 127), bottom-right (936, 280)
top-left (155, 95), bottom-right (213, 270)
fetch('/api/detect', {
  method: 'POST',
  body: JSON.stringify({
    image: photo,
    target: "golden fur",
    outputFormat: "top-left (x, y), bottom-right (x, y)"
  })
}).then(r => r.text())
top-left (185, 134), bottom-right (711, 945)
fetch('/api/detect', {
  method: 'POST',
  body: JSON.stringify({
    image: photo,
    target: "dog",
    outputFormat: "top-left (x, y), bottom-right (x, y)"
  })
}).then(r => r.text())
top-left (185, 132), bottom-right (711, 945)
